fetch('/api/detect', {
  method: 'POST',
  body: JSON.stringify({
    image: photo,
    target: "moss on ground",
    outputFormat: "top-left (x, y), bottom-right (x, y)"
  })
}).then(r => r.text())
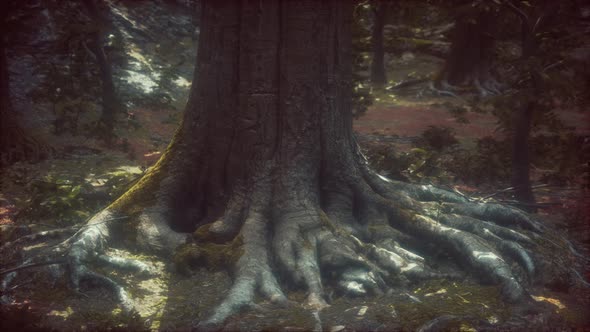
top-left (174, 226), bottom-right (244, 273)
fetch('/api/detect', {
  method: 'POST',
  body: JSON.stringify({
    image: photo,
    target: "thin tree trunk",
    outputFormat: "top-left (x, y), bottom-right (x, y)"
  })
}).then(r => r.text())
top-left (0, 10), bottom-right (47, 167)
top-left (511, 98), bottom-right (535, 209)
top-left (370, 0), bottom-right (386, 87)
top-left (0, 27), bottom-right (16, 165)
top-left (82, 0), bottom-right (120, 145)
top-left (506, 0), bottom-right (558, 211)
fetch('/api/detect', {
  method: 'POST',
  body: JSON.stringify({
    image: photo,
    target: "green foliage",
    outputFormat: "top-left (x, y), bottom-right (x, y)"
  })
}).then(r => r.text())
top-left (364, 126), bottom-right (460, 184)
top-left (367, 126), bottom-right (587, 187)
top-left (445, 137), bottom-right (512, 185)
top-left (351, 2), bottom-right (374, 117)
top-left (352, 75), bottom-right (374, 118)
top-left (443, 103), bottom-right (470, 124)
top-left (418, 125), bottom-right (459, 151)
top-left (23, 175), bottom-right (94, 226)
top-left (17, 166), bottom-right (142, 227)
top-left (530, 133), bottom-right (589, 186)
top-left (440, 0), bottom-right (590, 188)
top-left (23, 1), bottom-right (125, 136)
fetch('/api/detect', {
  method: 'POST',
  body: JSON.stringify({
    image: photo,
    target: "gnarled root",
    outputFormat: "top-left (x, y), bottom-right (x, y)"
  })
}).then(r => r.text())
top-left (0, 162), bottom-right (190, 313)
top-left (0, 208), bottom-right (162, 312)
top-left (2, 156), bottom-right (575, 330)
top-left (190, 165), bottom-right (555, 329)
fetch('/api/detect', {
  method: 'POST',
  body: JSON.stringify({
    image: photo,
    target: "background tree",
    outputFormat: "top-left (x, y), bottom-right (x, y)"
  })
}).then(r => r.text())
top-left (478, 0), bottom-right (586, 209)
top-left (370, 0), bottom-right (387, 87)
top-left (82, 0), bottom-right (123, 145)
top-left (1, 0), bottom-right (580, 329)
top-left (0, 2), bottom-right (49, 167)
top-left (435, 1), bottom-right (501, 96)
top-left (351, 1), bottom-right (375, 117)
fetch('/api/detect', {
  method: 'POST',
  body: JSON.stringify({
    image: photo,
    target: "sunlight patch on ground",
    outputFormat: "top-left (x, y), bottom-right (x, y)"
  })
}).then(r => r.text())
top-left (109, 5), bottom-right (148, 41)
top-left (127, 49), bottom-right (153, 70)
top-left (109, 165), bottom-right (144, 175)
top-left (84, 165), bottom-right (143, 187)
top-left (48, 306), bottom-right (74, 319)
top-left (135, 277), bottom-right (169, 330)
top-left (0, 202), bottom-right (17, 225)
top-left (123, 69), bottom-right (159, 93)
top-left (104, 249), bottom-right (170, 330)
top-left (144, 151), bottom-right (162, 158)
top-left (424, 288), bottom-right (447, 297)
top-left (174, 76), bottom-right (191, 88)
top-left (531, 295), bottom-right (566, 311)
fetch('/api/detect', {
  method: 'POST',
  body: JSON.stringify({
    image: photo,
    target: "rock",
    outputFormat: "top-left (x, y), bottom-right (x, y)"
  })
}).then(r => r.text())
top-left (338, 280), bottom-right (366, 296)
top-left (424, 288), bottom-right (447, 297)
top-left (357, 306), bottom-right (368, 316)
top-left (404, 292), bottom-right (421, 303)
top-left (391, 307), bottom-right (398, 318)
top-left (401, 51), bottom-right (415, 62)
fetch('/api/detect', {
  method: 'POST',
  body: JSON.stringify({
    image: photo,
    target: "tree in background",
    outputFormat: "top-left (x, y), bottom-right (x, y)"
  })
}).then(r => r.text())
top-left (435, 1), bottom-right (501, 96)
top-left (370, 0), bottom-right (387, 87)
top-left (82, 0), bottom-right (123, 145)
top-left (487, 0), bottom-right (587, 209)
top-left (0, 2), bottom-right (50, 167)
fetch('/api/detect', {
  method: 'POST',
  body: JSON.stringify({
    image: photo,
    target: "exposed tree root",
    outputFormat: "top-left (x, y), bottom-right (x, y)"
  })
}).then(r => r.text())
top-left (192, 168), bottom-right (555, 328)
top-left (0, 209), bottom-right (159, 312)
top-left (1, 143), bottom-right (581, 331)
top-left (3, 162), bottom-right (577, 329)
top-left (430, 73), bottom-right (504, 98)
top-left (0, 227), bottom-right (79, 252)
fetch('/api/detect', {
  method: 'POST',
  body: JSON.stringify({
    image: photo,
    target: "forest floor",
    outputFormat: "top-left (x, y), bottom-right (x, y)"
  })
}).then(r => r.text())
top-left (2, 21), bottom-right (590, 332)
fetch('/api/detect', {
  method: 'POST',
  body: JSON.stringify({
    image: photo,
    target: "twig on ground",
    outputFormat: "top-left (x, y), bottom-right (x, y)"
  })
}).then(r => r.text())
top-left (0, 259), bottom-right (67, 276)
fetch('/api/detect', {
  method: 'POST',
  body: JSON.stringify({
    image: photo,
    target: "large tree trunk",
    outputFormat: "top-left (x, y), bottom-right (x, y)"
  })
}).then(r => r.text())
top-left (2, 1), bottom-right (571, 329)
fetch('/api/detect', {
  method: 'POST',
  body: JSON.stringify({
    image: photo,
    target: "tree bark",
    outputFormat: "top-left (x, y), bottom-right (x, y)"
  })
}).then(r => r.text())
top-left (0, 10), bottom-right (48, 167)
top-left (82, 0), bottom-right (121, 145)
top-left (436, 5), bottom-right (500, 96)
top-left (511, 98), bottom-right (535, 210)
top-left (506, 0), bottom-right (558, 211)
top-left (370, 0), bottom-right (387, 87)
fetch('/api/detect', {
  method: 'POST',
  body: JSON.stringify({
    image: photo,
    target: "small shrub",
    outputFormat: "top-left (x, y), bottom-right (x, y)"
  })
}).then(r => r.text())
top-left (418, 125), bottom-right (458, 151)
